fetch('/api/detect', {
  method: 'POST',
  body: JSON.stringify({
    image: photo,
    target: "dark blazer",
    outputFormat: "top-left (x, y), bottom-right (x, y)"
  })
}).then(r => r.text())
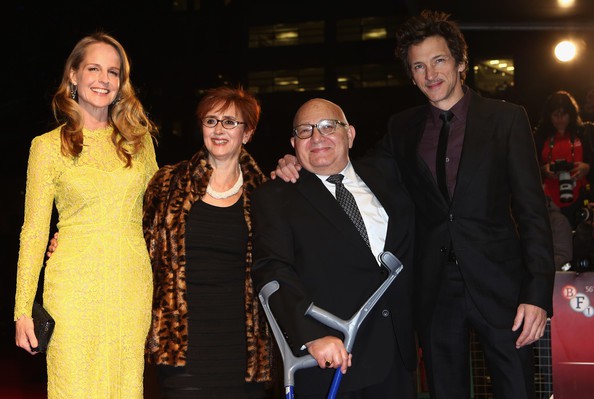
top-left (251, 156), bottom-right (416, 395)
top-left (372, 89), bottom-right (555, 331)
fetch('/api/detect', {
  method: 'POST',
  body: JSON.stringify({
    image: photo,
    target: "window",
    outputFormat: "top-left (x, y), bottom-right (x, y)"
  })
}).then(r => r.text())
top-left (337, 17), bottom-right (398, 42)
top-left (248, 68), bottom-right (325, 93)
top-left (473, 58), bottom-right (515, 96)
top-left (336, 64), bottom-right (408, 89)
top-left (249, 22), bottom-right (324, 48)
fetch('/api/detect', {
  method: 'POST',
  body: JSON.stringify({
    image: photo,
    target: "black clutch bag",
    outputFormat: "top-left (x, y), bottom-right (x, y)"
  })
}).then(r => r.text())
top-left (32, 302), bottom-right (55, 353)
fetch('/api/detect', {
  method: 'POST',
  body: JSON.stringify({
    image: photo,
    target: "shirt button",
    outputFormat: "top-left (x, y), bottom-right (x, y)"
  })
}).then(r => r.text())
top-left (381, 309), bottom-right (390, 317)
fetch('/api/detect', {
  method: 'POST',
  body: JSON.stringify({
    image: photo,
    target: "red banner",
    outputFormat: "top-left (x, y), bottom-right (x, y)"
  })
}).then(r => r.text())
top-left (552, 271), bottom-right (594, 398)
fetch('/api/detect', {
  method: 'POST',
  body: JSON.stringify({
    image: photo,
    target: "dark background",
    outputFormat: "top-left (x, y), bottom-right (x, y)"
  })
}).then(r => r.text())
top-left (1, 0), bottom-right (593, 396)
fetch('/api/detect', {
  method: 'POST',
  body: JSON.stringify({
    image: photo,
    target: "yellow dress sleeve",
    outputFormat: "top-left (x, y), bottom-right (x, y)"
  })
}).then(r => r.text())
top-left (143, 133), bottom-right (159, 180)
top-left (14, 134), bottom-right (58, 320)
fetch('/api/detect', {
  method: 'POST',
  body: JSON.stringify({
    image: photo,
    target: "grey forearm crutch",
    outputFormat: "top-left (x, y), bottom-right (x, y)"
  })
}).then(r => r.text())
top-left (258, 251), bottom-right (403, 399)
top-left (259, 280), bottom-right (318, 399)
top-left (306, 251), bottom-right (403, 398)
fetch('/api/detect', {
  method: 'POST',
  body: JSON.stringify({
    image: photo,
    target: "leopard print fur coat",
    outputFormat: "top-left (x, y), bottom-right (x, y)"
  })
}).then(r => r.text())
top-left (142, 146), bottom-right (273, 382)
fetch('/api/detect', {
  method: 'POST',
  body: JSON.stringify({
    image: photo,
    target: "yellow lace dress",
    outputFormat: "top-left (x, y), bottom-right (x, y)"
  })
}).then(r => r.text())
top-left (14, 126), bottom-right (158, 399)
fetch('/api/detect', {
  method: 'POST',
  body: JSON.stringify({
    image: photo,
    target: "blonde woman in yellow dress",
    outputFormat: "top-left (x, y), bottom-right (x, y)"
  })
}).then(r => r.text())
top-left (14, 32), bottom-right (158, 398)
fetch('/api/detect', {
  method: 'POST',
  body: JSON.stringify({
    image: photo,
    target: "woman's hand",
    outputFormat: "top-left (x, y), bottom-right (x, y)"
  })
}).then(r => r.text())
top-left (541, 163), bottom-right (556, 179)
top-left (46, 232), bottom-right (58, 258)
top-left (15, 315), bottom-right (39, 355)
top-left (572, 161), bottom-right (590, 180)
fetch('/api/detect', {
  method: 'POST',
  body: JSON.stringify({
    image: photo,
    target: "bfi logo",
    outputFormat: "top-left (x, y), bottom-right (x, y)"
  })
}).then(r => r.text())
top-left (562, 284), bottom-right (594, 318)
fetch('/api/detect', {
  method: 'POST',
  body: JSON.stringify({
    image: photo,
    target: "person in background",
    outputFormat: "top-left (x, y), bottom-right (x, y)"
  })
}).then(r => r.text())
top-left (14, 32), bottom-right (158, 398)
top-left (252, 98), bottom-right (417, 399)
top-left (544, 186), bottom-right (574, 270)
top-left (534, 90), bottom-right (594, 228)
top-left (142, 85), bottom-right (274, 399)
top-left (274, 10), bottom-right (555, 399)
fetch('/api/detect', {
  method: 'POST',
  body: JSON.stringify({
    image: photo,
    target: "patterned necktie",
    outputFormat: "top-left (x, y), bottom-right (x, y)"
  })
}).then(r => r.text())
top-left (436, 110), bottom-right (454, 200)
top-left (327, 174), bottom-right (370, 247)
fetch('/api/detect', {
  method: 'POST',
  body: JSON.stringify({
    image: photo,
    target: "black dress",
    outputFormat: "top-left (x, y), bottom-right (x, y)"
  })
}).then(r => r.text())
top-left (157, 199), bottom-right (270, 399)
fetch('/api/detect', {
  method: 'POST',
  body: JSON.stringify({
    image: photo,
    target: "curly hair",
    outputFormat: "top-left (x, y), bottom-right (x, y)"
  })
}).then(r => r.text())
top-left (51, 32), bottom-right (157, 167)
top-left (395, 9), bottom-right (468, 82)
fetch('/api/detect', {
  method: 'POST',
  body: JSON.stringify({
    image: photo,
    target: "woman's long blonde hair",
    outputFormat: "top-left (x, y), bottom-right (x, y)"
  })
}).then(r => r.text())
top-left (51, 32), bottom-right (157, 167)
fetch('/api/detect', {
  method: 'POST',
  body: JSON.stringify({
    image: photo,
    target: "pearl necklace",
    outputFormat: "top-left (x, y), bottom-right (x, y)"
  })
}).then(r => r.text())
top-left (206, 168), bottom-right (243, 199)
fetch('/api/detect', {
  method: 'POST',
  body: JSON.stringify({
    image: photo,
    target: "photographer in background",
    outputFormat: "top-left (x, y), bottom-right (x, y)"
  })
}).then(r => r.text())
top-left (534, 90), bottom-right (594, 228)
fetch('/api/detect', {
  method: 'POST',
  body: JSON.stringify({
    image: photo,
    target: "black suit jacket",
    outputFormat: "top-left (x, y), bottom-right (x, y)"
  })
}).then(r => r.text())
top-left (372, 89), bottom-right (555, 330)
top-left (251, 156), bottom-right (415, 395)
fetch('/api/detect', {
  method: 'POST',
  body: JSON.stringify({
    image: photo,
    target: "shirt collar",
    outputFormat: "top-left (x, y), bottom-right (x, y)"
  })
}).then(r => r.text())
top-left (429, 84), bottom-right (471, 126)
top-left (315, 161), bottom-right (355, 183)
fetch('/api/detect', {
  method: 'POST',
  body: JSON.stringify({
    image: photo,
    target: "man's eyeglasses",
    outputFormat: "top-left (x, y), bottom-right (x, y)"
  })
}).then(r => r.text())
top-left (292, 119), bottom-right (348, 139)
top-left (201, 117), bottom-right (246, 129)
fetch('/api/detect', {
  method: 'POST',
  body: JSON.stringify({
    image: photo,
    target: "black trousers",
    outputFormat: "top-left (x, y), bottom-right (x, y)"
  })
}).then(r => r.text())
top-left (419, 261), bottom-right (535, 399)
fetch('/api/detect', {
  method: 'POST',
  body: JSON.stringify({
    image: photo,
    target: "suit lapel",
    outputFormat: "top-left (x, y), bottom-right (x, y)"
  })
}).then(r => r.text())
top-left (296, 170), bottom-right (371, 249)
top-left (406, 93), bottom-right (495, 207)
top-left (451, 93), bottom-right (492, 203)
top-left (355, 163), bottom-right (405, 253)
top-left (405, 106), bottom-right (450, 207)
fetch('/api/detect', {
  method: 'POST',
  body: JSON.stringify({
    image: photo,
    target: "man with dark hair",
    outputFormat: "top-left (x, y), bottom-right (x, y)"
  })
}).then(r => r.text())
top-left (367, 10), bottom-right (554, 398)
top-left (274, 10), bottom-right (555, 399)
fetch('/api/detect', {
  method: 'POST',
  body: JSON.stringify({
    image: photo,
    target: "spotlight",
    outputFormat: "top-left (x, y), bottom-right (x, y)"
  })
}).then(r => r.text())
top-left (554, 40), bottom-right (577, 62)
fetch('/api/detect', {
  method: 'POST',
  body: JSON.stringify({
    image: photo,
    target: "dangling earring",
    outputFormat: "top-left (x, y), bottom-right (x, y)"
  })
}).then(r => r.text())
top-left (70, 84), bottom-right (77, 100)
top-left (111, 95), bottom-right (121, 106)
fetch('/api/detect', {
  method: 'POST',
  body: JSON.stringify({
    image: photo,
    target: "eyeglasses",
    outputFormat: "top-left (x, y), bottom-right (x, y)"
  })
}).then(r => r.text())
top-left (201, 117), bottom-right (246, 129)
top-left (292, 119), bottom-right (348, 139)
